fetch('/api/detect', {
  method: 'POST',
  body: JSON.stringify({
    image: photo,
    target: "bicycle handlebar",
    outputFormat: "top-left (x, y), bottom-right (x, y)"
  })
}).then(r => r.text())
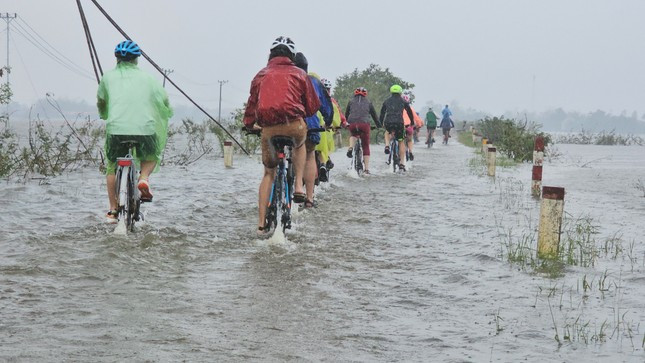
top-left (243, 126), bottom-right (327, 136)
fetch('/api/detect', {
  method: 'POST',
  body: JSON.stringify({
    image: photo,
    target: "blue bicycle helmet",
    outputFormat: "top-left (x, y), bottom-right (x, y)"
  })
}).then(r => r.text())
top-left (114, 40), bottom-right (141, 59)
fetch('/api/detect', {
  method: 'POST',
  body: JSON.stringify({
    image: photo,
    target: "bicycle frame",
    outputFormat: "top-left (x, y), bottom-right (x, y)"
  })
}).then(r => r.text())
top-left (266, 144), bottom-right (293, 233)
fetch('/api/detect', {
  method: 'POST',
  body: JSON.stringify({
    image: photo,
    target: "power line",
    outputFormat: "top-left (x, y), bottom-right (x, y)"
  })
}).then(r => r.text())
top-left (11, 20), bottom-right (94, 79)
top-left (11, 24), bottom-right (95, 80)
top-left (16, 17), bottom-right (92, 77)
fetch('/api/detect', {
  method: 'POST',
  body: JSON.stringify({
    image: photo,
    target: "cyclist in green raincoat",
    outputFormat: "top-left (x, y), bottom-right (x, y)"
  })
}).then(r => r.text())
top-left (97, 40), bottom-right (173, 223)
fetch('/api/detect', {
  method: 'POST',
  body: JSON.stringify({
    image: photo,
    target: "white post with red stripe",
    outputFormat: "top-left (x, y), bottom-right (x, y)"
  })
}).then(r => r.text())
top-left (537, 186), bottom-right (565, 259)
top-left (531, 136), bottom-right (545, 197)
top-left (224, 140), bottom-right (233, 168)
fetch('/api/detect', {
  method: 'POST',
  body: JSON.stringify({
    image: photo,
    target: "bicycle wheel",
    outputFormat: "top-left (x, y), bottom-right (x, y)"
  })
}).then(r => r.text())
top-left (391, 140), bottom-right (400, 172)
top-left (283, 160), bottom-right (293, 231)
top-left (117, 166), bottom-right (132, 230)
top-left (354, 141), bottom-right (363, 175)
top-left (127, 167), bottom-right (138, 232)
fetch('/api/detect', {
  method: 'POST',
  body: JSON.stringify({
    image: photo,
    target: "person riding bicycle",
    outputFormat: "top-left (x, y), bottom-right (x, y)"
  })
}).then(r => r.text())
top-left (97, 40), bottom-right (173, 223)
top-left (440, 104), bottom-right (455, 144)
top-left (243, 36), bottom-right (321, 233)
top-left (379, 84), bottom-right (415, 171)
top-left (345, 87), bottom-right (379, 174)
top-left (293, 52), bottom-right (333, 208)
top-left (401, 94), bottom-right (423, 161)
top-left (425, 107), bottom-right (438, 145)
top-left (315, 78), bottom-right (345, 182)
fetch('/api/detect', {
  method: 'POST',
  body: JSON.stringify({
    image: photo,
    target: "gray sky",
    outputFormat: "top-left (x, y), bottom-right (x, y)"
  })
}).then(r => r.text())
top-left (3, 0), bottom-right (645, 117)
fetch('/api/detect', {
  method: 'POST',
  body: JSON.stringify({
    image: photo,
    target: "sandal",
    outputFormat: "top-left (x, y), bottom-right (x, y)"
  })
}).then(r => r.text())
top-left (293, 192), bottom-right (306, 204)
top-left (106, 210), bottom-right (118, 224)
top-left (304, 199), bottom-right (317, 208)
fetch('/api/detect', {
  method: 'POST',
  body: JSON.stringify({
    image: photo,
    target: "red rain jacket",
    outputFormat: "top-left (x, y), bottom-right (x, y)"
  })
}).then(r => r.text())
top-left (243, 56), bottom-right (321, 128)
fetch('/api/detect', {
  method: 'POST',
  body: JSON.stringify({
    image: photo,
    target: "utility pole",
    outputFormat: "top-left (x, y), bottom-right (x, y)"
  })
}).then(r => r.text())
top-left (1, 13), bottom-right (17, 85)
top-left (162, 68), bottom-right (173, 88)
top-left (1, 13), bottom-right (17, 123)
top-left (218, 80), bottom-right (228, 122)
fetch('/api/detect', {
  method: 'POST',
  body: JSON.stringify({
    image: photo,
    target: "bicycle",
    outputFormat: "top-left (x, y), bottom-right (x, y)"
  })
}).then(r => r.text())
top-left (114, 140), bottom-right (146, 232)
top-left (246, 127), bottom-right (325, 233)
top-left (427, 127), bottom-right (436, 148)
top-left (385, 130), bottom-right (401, 173)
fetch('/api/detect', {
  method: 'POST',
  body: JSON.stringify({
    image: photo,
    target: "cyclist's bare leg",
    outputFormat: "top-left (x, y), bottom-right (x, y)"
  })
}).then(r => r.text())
top-left (348, 135), bottom-right (357, 150)
top-left (407, 135), bottom-right (414, 154)
top-left (384, 131), bottom-right (391, 148)
top-left (305, 149), bottom-right (316, 201)
top-left (106, 174), bottom-right (117, 211)
top-left (292, 144), bottom-right (305, 195)
top-left (139, 161), bottom-right (156, 181)
top-left (258, 167), bottom-right (277, 228)
top-left (364, 155), bottom-right (370, 171)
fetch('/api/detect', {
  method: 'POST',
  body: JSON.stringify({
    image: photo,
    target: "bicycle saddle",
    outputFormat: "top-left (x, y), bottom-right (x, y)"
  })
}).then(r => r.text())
top-left (270, 136), bottom-right (295, 149)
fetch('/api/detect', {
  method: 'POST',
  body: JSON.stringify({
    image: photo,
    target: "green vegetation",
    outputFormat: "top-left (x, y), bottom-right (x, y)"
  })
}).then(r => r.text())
top-left (476, 116), bottom-right (551, 162)
top-left (332, 63), bottom-right (415, 116)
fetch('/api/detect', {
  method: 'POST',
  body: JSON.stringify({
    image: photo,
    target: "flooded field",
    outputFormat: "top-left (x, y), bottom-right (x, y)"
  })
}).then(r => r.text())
top-left (1, 135), bottom-right (644, 362)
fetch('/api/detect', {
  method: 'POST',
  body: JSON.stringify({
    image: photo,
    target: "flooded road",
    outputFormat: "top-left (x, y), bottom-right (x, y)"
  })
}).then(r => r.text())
top-left (1, 135), bottom-right (644, 362)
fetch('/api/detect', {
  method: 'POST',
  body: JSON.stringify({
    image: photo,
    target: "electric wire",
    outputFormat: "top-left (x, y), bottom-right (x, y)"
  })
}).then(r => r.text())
top-left (17, 17), bottom-right (94, 77)
top-left (10, 24), bottom-right (95, 81)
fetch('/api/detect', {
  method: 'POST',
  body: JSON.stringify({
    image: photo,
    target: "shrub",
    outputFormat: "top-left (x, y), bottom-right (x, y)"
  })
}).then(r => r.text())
top-left (477, 116), bottom-right (551, 162)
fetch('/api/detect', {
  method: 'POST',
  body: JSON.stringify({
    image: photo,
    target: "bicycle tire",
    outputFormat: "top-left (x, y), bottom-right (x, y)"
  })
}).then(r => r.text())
top-left (283, 155), bottom-right (293, 231)
top-left (117, 166), bottom-right (132, 230)
top-left (391, 139), bottom-right (400, 172)
top-left (354, 141), bottom-right (363, 175)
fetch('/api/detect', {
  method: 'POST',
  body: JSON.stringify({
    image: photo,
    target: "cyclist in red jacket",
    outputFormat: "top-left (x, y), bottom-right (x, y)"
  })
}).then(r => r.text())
top-left (243, 36), bottom-right (321, 234)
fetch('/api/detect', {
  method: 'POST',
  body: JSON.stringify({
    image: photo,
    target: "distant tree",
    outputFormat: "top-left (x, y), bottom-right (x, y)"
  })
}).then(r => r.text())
top-left (332, 64), bottom-right (415, 114)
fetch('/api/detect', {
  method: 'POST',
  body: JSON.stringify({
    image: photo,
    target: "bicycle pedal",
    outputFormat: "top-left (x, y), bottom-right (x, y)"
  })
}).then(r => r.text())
top-left (140, 197), bottom-right (153, 203)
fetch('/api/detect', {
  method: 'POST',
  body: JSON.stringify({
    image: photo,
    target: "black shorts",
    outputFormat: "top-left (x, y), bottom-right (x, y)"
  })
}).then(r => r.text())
top-left (385, 122), bottom-right (405, 141)
top-left (106, 134), bottom-right (158, 162)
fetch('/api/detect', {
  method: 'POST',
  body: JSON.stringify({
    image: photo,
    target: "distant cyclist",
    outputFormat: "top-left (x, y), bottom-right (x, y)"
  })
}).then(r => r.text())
top-left (440, 104), bottom-right (455, 144)
top-left (97, 40), bottom-right (173, 223)
top-left (401, 94), bottom-right (423, 161)
top-left (425, 107), bottom-right (438, 145)
top-left (345, 87), bottom-right (380, 174)
top-left (379, 85), bottom-right (415, 171)
top-left (243, 36), bottom-right (321, 233)
top-left (293, 52), bottom-right (333, 207)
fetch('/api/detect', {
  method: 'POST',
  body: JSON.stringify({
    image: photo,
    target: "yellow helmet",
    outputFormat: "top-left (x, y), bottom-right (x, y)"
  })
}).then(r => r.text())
top-left (390, 84), bottom-right (403, 94)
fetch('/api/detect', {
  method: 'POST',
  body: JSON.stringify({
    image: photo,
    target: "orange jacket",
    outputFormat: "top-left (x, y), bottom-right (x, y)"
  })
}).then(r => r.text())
top-left (402, 105), bottom-right (423, 127)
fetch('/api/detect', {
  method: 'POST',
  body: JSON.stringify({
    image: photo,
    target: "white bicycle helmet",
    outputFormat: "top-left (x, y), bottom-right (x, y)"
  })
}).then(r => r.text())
top-left (270, 36), bottom-right (297, 55)
top-left (321, 78), bottom-right (332, 89)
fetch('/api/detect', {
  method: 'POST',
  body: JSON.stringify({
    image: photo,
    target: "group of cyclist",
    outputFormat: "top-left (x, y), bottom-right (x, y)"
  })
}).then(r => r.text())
top-left (97, 36), bottom-right (455, 232)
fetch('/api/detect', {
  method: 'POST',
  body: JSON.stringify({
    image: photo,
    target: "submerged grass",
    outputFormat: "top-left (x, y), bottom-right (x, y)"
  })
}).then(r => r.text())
top-left (498, 213), bottom-right (629, 278)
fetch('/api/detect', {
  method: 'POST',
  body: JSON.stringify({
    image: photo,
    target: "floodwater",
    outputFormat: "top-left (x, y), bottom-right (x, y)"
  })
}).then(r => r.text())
top-left (1, 134), bottom-right (644, 362)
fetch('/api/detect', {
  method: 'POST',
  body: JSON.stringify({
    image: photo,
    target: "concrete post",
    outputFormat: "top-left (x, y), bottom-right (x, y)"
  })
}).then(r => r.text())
top-left (481, 138), bottom-right (488, 153)
top-left (537, 186), bottom-right (565, 259)
top-left (223, 140), bottom-right (233, 168)
top-left (531, 136), bottom-right (545, 197)
top-left (487, 147), bottom-right (496, 176)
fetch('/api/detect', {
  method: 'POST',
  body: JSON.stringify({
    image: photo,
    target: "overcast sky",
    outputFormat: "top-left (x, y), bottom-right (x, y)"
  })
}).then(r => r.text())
top-left (3, 0), bottom-right (645, 117)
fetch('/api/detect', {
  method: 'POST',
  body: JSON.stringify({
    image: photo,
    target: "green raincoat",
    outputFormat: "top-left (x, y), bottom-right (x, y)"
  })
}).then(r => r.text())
top-left (97, 61), bottom-right (173, 173)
